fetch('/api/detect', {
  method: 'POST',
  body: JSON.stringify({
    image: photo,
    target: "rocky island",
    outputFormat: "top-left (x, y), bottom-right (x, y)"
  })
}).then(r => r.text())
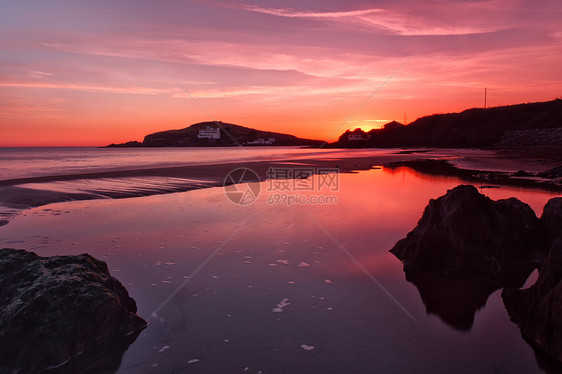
top-left (107, 121), bottom-right (323, 147)
top-left (503, 198), bottom-right (562, 366)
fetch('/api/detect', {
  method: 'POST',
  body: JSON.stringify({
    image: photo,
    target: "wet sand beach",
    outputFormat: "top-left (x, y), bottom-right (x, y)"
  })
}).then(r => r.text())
top-left (1, 147), bottom-right (560, 227)
top-left (0, 147), bottom-right (560, 373)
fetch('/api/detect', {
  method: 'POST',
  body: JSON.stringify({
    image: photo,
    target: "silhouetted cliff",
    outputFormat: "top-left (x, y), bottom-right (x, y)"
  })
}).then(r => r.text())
top-left (334, 99), bottom-right (562, 148)
top-left (107, 121), bottom-right (322, 147)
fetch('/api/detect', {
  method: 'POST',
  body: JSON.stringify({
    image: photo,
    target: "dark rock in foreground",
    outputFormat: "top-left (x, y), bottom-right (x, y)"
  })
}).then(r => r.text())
top-left (503, 198), bottom-right (562, 365)
top-left (390, 184), bottom-right (541, 279)
top-left (0, 248), bottom-right (147, 373)
top-left (391, 187), bottom-right (562, 367)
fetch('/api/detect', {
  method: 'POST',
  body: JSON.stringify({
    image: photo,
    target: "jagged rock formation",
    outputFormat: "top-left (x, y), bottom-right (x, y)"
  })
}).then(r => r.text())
top-left (0, 249), bottom-right (147, 373)
top-left (391, 187), bottom-right (562, 367)
top-left (502, 198), bottom-right (562, 365)
top-left (390, 185), bottom-right (540, 279)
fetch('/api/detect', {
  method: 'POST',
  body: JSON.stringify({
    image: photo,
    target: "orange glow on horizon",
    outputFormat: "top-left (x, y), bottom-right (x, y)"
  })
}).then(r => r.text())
top-left (1, 1), bottom-right (561, 147)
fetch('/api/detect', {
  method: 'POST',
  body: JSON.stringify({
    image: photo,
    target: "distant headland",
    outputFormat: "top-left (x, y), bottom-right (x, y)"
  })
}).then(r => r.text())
top-left (106, 121), bottom-right (323, 147)
top-left (331, 99), bottom-right (562, 148)
top-left (107, 99), bottom-right (562, 149)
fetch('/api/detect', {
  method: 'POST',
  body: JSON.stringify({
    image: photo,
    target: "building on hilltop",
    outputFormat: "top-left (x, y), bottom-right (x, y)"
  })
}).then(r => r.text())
top-left (347, 128), bottom-right (370, 141)
top-left (246, 137), bottom-right (276, 145)
top-left (197, 126), bottom-right (221, 139)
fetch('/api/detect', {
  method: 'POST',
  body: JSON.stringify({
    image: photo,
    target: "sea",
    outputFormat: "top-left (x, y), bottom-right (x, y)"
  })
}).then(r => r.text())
top-left (0, 147), bottom-right (424, 180)
top-left (0, 146), bottom-right (560, 374)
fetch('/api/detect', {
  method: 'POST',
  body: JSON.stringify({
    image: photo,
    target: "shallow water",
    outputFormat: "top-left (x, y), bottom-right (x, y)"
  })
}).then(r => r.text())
top-left (0, 147), bottom-right (450, 180)
top-left (0, 146), bottom-right (503, 180)
top-left (1, 165), bottom-right (559, 373)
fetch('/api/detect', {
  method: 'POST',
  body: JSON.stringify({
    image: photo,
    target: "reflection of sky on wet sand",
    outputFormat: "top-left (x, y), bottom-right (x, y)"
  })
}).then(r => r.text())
top-left (0, 167), bottom-right (558, 373)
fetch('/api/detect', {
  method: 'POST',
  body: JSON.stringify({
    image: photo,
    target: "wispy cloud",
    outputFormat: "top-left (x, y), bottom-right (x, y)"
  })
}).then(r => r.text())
top-left (0, 82), bottom-right (170, 95)
top-left (0, 94), bottom-right (66, 118)
top-left (27, 71), bottom-right (54, 79)
top-left (1, 0), bottom-right (561, 146)
top-left (187, 82), bottom-right (377, 100)
top-left (239, 4), bottom-right (501, 36)
top-left (242, 5), bottom-right (384, 19)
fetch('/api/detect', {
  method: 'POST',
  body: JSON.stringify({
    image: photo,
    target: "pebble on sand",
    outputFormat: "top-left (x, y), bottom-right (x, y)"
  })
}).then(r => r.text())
top-left (272, 298), bottom-right (290, 313)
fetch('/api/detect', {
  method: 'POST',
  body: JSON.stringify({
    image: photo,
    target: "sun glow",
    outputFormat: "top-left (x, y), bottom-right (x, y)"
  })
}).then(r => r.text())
top-left (1, 1), bottom-right (561, 146)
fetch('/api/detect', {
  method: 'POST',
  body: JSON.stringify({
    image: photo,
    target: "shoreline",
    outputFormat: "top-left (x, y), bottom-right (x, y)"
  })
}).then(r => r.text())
top-left (1, 149), bottom-right (560, 374)
top-left (0, 156), bottom-right (405, 225)
top-left (0, 149), bottom-right (560, 227)
top-left (2, 147), bottom-right (560, 187)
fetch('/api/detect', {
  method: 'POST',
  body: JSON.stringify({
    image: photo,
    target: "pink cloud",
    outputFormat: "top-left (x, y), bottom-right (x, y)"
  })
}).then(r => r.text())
top-left (1, 0), bottom-right (561, 146)
top-left (0, 82), bottom-right (171, 95)
top-left (234, 3), bottom-right (504, 36)
top-left (241, 5), bottom-right (384, 19)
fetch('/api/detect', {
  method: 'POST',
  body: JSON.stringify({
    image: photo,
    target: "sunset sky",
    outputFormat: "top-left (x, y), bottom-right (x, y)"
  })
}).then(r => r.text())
top-left (1, 0), bottom-right (561, 146)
